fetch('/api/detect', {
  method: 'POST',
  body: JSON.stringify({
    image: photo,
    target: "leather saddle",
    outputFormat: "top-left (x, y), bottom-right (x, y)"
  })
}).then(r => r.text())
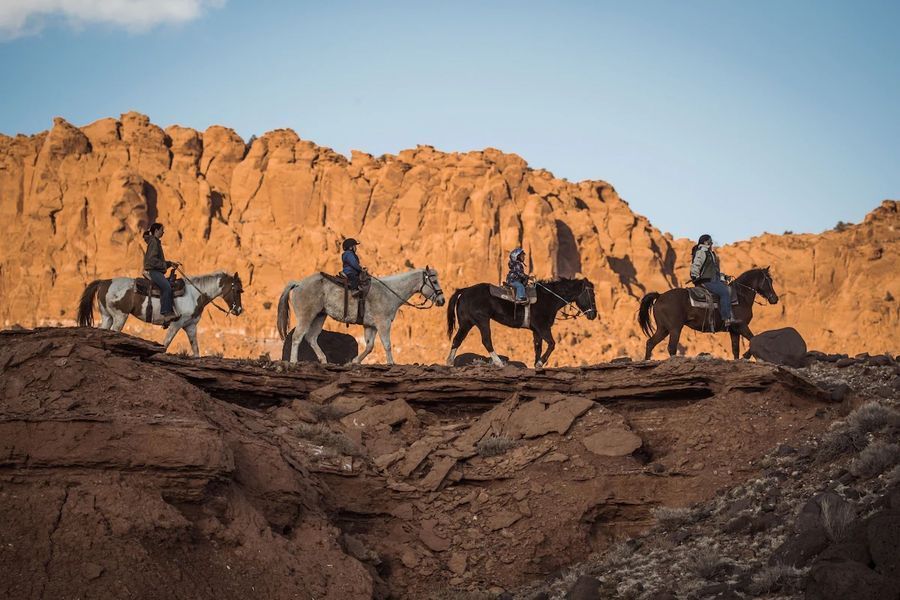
top-left (688, 286), bottom-right (738, 308)
top-left (489, 284), bottom-right (537, 305)
top-left (134, 277), bottom-right (187, 298)
top-left (321, 272), bottom-right (369, 324)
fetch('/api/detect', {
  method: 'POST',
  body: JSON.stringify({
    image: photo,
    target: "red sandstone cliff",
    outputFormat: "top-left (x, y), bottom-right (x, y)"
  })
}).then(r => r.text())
top-left (0, 113), bottom-right (896, 362)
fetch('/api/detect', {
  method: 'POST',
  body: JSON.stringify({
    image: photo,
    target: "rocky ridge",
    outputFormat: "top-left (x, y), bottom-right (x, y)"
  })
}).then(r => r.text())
top-left (0, 113), bottom-right (897, 363)
top-left (0, 327), bottom-right (867, 599)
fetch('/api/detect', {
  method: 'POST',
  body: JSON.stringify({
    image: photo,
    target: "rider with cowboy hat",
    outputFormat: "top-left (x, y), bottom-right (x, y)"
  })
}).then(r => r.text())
top-left (341, 238), bottom-right (366, 290)
top-left (506, 247), bottom-right (530, 304)
top-left (690, 234), bottom-right (741, 328)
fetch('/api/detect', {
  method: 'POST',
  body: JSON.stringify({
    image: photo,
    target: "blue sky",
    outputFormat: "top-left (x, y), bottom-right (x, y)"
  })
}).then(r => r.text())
top-left (1, 0), bottom-right (898, 242)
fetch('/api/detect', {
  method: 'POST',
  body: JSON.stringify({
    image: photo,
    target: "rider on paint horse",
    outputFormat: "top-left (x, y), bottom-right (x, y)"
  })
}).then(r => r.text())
top-left (690, 234), bottom-right (741, 328)
top-left (506, 247), bottom-right (530, 304)
top-left (143, 223), bottom-right (180, 325)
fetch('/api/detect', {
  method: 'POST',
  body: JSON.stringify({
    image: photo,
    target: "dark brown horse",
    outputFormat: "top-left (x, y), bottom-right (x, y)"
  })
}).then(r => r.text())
top-left (638, 267), bottom-right (779, 360)
top-left (446, 278), bottom-right (597, 368)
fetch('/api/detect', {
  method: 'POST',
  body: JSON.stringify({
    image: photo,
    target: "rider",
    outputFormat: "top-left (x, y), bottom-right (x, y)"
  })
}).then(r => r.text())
top-left (143, 223), bottom-right (180, 324)
top-left (690, 234), bottom-right (741, 328)
top-left (506, 247), bottom-right (530, 304)
top-left (341, 238), bottom-right (365, 290)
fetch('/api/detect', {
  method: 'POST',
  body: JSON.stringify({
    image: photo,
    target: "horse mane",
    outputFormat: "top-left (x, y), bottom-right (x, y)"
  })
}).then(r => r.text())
top-left (536, 277), bottom-right (587, 295)
top-left (735, 266), bottom-right (769, 283)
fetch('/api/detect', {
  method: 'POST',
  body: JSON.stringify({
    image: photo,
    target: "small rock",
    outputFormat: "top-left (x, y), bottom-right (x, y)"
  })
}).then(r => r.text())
top-left (836, 357), bottom-right (857, 368)
top-left (565, 575), bottom-right (601, 600)
top-left (582, 428), bottom-right (642, 457)
top-left (447, 551), bottom-right (467, 575)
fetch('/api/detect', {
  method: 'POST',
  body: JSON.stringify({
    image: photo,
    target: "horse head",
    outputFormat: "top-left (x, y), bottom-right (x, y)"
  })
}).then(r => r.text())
top-left (423, 266), bottom-right (446, 307)
top-left (743, 267), bottom-right (778, 304)
top-left (222, 272), bottom-right (245, 315)
top-left (576, 279), bottom-right (598, 320)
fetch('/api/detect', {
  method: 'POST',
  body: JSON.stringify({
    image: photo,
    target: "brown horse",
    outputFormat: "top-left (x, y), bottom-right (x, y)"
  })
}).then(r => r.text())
top-left (637, 267), bottom-right (779, 360)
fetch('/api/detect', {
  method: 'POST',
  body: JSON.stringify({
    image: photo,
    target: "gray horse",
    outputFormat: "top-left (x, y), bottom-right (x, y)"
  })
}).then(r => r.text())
top-left (276, 267), bottom-right (445, 364)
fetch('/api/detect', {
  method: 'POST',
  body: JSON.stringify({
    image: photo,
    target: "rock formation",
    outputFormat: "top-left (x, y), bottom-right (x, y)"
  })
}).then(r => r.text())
top-left (0, 113), bottom-right (897, 363)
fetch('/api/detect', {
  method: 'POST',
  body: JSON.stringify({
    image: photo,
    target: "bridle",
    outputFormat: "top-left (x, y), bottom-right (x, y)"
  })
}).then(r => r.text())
top-left (177, 267), bottom-right (243, 315)
top-left (372, 267), bottom-right (444, 309)
top-left (731, 270), bottom-right (776, 306)
top-left (535, 280), bottom-right (597, 320)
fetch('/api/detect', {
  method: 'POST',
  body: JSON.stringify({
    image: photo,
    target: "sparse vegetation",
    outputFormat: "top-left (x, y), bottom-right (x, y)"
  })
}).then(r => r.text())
top-left (688, 545), bottom-right (728, 580)
top-left (652, 506), bottom-right (700, 531)
top-left (476, 435), bottom-right (519, 457)
top-left (833, 220), bottom-right (851, 232)
top-left (820, 496), bottom-right (855, 541)
top-left (747, 564), bottom-right (804, 595)
top-left (312, 403), bottom-right (347, 421)
top-left (294, 422), bottom-right (361, 456)
top-left (816, 400), bottom-right (899, 463)
top-left (850, 441), bottom-right (900, 479)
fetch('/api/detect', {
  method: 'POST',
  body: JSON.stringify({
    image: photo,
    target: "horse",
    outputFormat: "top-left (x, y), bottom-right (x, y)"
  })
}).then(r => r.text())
top-left (76, 271), bottom-right (244, 357)
top-left (637, 267), bottom-right (779, 360)
top-left (445, 278), bottom-right (597, 368)
top-left (276, 267), bottom-right (445, 364)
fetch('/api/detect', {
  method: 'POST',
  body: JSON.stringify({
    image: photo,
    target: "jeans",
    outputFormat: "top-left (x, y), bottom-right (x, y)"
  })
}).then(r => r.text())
top-left (148, 270), bottom-right (175, 315)
top-left (702, 280), bottom-right (733, 320)
top-left (510, 280), bottom-right (527, 301)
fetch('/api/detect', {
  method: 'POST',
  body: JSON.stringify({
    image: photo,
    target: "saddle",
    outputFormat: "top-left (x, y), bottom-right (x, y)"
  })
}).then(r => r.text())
top-left (321, 272), bottom-right (370, 324)
top-left (488, 284), bottom-right (537, 305)
top-left (688, 286), bottom-right (738, 309)
top-left (489, 284), bottom-right (537, 329)
top-left (133, 276), bottom-right (187, 298)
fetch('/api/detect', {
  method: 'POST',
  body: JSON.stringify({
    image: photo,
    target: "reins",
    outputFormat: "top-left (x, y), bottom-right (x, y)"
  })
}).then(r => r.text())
top-left (141, 240), bottom-right (237, 316)
top-left (535, 281), bottom-right (596, 320)
top-left (371, 269), bottom-right (443, 309)
top-left (731, 277), bottom-right (770, 306)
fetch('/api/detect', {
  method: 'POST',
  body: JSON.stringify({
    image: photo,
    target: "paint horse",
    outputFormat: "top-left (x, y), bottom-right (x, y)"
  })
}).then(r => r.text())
top-left (76, 271), bottom-right (244, 356)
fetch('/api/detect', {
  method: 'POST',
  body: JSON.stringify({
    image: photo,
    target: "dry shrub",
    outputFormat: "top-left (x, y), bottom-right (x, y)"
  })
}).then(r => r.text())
top-left (652, 506), bottom-right (699, 531)
top-left (850, 441), bottom-right (900, 479)
top-left (816, 400), bottom-right (899, 463)
top-left (820, 497), bottom-right (855, 542)
top-left (476, 435), bottom-right (519, 457)
top-left (312, 403), bottom-right (346, 421)
top-left (885, 464), bottom-right (900, 487)
top-left (688, 545), bottom-right (728, 580)
top-left (294, 422), bottom-right (361, 456)
top-left (748, 565), bottom-right (804, 595)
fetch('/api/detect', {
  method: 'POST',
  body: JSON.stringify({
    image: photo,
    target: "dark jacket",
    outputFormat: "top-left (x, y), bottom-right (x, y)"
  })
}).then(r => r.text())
top-left (506, 258), bottom-right (528, 286)
top-left (143, 235), bottom-right (171, 272)
top-left (690, 245), bottom-right (723, 283)
top-left (342, 250), bottom-right (363, 277)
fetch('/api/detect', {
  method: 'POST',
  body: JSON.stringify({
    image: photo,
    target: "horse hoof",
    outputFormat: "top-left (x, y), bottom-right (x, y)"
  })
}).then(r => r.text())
top-left (535, 361), bottom-right (544, 369)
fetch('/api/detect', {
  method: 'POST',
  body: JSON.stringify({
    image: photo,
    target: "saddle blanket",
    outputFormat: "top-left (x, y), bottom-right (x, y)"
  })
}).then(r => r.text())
top-left (133, 277), bottom-right (187, 298)
top-left (688, 286), bottom-right (738, 309)
top-left (489, 284), bottom-right (537, 304)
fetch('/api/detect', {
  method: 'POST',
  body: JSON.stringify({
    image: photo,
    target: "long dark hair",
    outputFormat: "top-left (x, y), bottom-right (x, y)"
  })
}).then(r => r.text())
top-left (144, 222), bottom-right (163, 242)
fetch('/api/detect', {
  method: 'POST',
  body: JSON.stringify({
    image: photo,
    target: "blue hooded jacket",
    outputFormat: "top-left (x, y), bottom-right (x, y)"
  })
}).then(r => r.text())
top-left (342, 250), bottom-right (363, 278)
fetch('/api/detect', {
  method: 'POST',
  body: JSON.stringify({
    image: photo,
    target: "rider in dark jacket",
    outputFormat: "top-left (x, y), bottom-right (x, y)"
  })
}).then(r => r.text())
top-left (143, 223), bottom-right (179, 324)
top-left (690, 234), bottom-right (740, 327)
top-left (506, 247), bottom-right (529, 303)
top-left (341, 238), bottom-right (365, 290)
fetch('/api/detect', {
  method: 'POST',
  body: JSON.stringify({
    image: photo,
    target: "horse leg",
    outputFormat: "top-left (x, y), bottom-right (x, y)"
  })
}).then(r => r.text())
top-left (532, 330), bottom-right (543, 368)
top-left (738, 324), bottom-right (755, 359)
top-left (377, 320), bottom-right (395, 365)
top-left (305, 313), bottom-right (328, 364)
top-left (730, 330), bottom-right (742, 360)
top-left (538, 330), bottom-right (556, 368)
top-left (183, 321), bottom-right (200, 357)
top-left (475, 320), bottom-right (503, 367)
top-left (353, 325), bottom-right (377, 364)
top-left (447, 320), bottom-right (475, 366)
top-left (666, 325), bottom-right (683, 357)
top-left (162, 321), bottom-right (183, 351)
top-left (111, 313), bottom-right (128, 332)
top-left (644, 326), bottom-right (669, 360)
top-left (289, 313), bottom-right (314, 364)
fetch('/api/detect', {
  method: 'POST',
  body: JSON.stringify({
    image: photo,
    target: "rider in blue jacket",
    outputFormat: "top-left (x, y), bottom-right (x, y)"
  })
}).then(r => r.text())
top-left (342, 238), bottom-right (365, 289)
top-left (506, 247), bottom-right (529, 303)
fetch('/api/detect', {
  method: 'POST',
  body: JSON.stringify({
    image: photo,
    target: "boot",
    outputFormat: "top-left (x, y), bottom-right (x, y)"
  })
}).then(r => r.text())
top-left (724, 317), bottom-right (742, 328)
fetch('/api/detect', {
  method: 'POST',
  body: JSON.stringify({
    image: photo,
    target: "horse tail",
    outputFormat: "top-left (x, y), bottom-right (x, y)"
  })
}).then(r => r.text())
top-left (276, 282), bottom-right (300, 340)
top-left (77, 279), bottom-right (106, 327)
top-left (638, 292), bottom-right (660, 337)
top-left (446, 289), bottom-right (464, 339)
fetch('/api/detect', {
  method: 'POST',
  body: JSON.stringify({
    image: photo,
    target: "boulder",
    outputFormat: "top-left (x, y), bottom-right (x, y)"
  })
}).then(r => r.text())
top-left (805, 559), bottom-right (900, 600)
top-left (745, 327), bottom-right (808, 367)
top-left (282, 328), bottom-right (358, 363)
top-left (582, 428), bottom-right (643, 457)
top-left (565, 576), bottom-right (601, 600)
